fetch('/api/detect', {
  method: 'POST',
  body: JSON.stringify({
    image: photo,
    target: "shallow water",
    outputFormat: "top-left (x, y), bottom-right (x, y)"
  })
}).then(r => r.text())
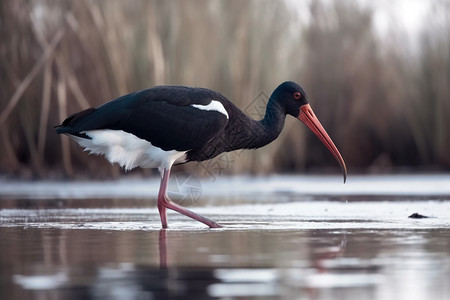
top-left (1, 175), bottom-right (450, 299)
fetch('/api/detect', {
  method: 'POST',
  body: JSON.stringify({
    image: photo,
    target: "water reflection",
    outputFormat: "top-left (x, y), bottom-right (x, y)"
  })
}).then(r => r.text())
top-left (1, 223), bottom-right (449, 299)
top-left (2, 227), bottom-right (349, 299)
top-left (1, 195), bottom-right (450, 299)
top-left (159, 230), bottom-right (168, 269)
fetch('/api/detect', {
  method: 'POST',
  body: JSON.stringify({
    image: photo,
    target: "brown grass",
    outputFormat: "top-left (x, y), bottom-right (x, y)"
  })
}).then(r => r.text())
top-left (0, 0), bottom-right (449, 179)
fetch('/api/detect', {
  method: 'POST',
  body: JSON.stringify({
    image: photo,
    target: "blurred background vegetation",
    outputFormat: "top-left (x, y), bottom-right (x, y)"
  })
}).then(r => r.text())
top-left (0, 0), bottom-right (449, 179)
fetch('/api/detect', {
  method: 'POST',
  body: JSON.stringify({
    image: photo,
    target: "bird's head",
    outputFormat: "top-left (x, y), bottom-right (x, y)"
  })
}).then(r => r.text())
top-left (272, 81), bottom-right (347, 183)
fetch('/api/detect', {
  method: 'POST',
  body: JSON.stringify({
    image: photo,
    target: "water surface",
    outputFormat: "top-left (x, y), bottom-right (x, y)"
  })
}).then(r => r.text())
top-left (1, 175), bottom-right (449, 299)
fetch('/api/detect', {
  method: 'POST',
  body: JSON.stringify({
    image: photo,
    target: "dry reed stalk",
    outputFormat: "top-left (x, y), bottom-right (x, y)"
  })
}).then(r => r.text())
top-left (55, 53), bottom-right (91, 110)
top-left (0, 29), bottom-right (64, 127)
top-left (57, 75), bottom-right (73, 176)
top-left (19, 101), bottom-right (40, 173)
top-left (31, 10), bottom-right (91, 111)
top-left (37, 59), bottom-right (53, 163)
top-left (0, 129), bottom-right (19, 169)
top-left (148, 12), bottom-right (166, 85)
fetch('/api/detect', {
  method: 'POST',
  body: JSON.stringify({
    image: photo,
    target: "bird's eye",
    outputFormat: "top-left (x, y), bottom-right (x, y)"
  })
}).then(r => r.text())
top-left (293, 92), bottom-right (301, 100)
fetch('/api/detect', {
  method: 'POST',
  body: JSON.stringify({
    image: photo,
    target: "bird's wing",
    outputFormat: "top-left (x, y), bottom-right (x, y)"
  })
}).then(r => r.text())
top-left (56, 87), bottom-right (229, 151)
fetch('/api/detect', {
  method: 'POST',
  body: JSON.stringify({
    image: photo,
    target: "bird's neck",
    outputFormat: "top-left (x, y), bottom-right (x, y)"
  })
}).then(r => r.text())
top-left (247, 99), bottom-right (286, 149)
top-left (185, 99), bottom-right (286, 162)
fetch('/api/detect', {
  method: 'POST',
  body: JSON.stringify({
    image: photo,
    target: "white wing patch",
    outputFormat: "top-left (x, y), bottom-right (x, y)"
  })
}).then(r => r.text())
top-left (68, 130), bottom-right (186, 171)
top-left (191, 100), bottom-right (229, 119)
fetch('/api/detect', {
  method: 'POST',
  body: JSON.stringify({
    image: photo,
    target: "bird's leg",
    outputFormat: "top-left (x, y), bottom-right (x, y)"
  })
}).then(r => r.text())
top-left (157, 170), bottom-right (169, 228)
top-left (157, 168), bottom-right (222, 229)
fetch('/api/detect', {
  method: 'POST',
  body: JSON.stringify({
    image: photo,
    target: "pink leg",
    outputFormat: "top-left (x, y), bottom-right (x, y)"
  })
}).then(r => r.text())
top-left (157, 168), bottom-right (222, 229)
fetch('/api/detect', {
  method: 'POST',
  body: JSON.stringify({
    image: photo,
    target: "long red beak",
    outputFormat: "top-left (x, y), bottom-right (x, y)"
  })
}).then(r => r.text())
top-left (298, 104), bottom-right (347, 183)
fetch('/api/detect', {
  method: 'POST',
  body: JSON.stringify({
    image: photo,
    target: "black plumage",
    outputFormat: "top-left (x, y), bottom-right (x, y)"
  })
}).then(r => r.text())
top-left (56, 86), bottom-right (229, 152)
top-left (56, 81), bottom-right (346, 229)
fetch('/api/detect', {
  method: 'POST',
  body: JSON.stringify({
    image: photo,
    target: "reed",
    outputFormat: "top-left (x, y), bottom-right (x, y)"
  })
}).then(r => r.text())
top-left (0, 0), bottom-right (449, 178)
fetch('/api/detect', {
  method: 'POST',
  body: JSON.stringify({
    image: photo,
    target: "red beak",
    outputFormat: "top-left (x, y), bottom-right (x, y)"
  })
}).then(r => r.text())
top-left (298, 104), bottom-right (347, 183)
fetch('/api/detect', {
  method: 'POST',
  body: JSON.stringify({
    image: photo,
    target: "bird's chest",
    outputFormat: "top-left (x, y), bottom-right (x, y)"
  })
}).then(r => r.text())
top-left (186, 122), bottom-right (257, 162)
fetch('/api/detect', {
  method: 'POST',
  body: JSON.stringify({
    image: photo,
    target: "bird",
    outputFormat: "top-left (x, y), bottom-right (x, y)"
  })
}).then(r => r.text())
top-left (56, 81), bottom-right (347, 229)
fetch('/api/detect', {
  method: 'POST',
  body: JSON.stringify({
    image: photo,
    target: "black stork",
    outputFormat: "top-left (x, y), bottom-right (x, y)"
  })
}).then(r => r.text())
top-left (56, 81), bottom-right (347, 228)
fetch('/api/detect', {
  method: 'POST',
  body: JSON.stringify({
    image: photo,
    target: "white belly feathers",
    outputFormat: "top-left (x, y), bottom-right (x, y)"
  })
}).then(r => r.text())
top-left (69, 130), bottom-right (187, 172)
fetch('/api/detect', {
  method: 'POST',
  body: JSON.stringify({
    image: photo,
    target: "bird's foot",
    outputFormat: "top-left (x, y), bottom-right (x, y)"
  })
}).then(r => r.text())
top-left (158, 197), bottom-right (221, 229)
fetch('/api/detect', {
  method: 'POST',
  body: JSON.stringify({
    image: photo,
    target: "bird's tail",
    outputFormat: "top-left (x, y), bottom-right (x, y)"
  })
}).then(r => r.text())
top-left (55, 108), bottom-right (96, 134)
